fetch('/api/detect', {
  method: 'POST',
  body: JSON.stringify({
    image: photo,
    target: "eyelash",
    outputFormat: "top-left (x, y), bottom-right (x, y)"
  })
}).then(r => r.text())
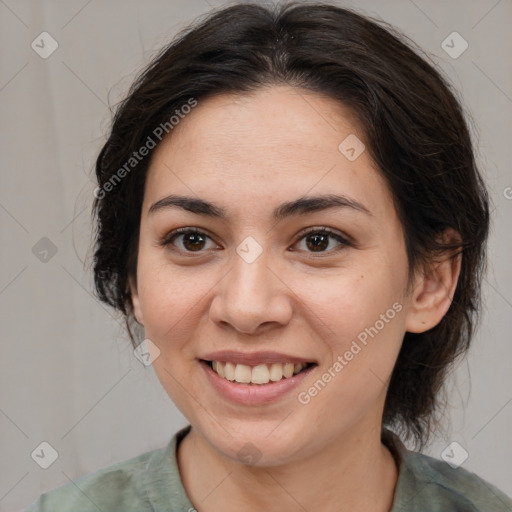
top-left (159, 226), bottom-right (351, 257)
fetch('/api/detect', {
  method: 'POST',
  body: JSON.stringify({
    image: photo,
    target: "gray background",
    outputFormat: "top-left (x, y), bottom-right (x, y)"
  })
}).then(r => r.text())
top-left (1, 0), bottom-right (511, 510)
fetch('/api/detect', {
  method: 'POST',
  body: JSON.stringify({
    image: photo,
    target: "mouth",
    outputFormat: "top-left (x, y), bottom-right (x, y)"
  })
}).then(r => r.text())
top-left (200, 359), bottom-right (317, 385)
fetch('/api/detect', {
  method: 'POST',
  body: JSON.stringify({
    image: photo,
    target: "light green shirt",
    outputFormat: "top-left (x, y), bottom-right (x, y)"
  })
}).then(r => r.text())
top-left (23, 425), bottom-right (512, 511)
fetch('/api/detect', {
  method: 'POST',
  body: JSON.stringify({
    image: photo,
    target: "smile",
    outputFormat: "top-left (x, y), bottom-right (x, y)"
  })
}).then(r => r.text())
top-left (204, 360), bottom-right (316, 385)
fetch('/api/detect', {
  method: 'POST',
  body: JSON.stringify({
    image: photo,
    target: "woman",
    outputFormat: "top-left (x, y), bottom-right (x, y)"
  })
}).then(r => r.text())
top-left (24, 2), bottom-right (512, 511)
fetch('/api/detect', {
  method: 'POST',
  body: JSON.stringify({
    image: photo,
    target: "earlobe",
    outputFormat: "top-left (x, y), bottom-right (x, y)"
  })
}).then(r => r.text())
top-left (405, 230), bottom-right (462, 333)
top-left (129, 275), bottom-right (144, 326)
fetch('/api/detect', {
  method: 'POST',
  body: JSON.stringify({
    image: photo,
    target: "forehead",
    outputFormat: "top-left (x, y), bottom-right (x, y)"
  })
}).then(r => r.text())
top-left (153, 86), bottom-right (363, 165)
top-left (143, 86), bottom-right (394, 221)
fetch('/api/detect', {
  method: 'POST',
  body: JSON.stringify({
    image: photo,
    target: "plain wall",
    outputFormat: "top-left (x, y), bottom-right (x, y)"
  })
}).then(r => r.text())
top-left (1, 0), bottom-right (511, 510)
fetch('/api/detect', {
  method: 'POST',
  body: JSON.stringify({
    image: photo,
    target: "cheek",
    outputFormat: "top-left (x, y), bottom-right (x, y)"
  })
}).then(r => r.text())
top-left (293, 263), bottom-right (405, 342)
top-left (136, 255), bottom-right (213, 345)
top-left (292, 260), bottom-right (407, 397)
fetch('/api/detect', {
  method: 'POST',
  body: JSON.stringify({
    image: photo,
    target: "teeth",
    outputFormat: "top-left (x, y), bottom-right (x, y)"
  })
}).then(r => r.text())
top-left (269, 363), bottom-right (283, 381)
top-left (224, 362), bottom-right (236, 381)
top-left (252, 364), bottom-right (270, 384)
top-left (283, 363), bottom-right (294, 378)
top-left (210, 361), bottom-right (309, 384)
top-left (294, 363), bottom-right (304, 374)
top-left (234, 364), bottom-right (252, 383)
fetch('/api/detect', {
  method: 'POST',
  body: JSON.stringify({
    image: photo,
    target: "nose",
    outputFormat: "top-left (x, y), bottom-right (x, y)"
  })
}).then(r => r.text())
top-left (209, 246), bottom-right (293, 335)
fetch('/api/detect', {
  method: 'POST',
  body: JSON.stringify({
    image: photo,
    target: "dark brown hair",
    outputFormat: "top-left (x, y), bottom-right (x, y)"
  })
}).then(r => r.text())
top-left (92, 2), bottom-right (489, 447)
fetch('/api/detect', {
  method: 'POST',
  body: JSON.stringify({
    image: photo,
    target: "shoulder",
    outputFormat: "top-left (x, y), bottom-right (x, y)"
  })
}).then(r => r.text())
top-left (398, 449), bottom-right (512, 511)
top-left (22, 444), bottom-right (164, 512)
top-left (382, 429), bottom-right (512, 511)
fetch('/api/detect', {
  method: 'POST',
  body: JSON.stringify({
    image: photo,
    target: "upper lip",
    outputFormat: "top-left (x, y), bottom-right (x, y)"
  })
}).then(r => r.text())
top-left (200, 350), bottom-right (316, 366)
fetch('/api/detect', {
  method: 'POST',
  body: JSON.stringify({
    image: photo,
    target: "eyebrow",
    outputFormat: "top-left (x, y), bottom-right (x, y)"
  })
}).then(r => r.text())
top-left (148, 193), bottom-right (372, 220)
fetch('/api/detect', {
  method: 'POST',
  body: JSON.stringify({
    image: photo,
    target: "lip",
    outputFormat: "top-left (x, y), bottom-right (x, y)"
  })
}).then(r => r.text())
top-left (200, 350), bottom-right (316, 366)
top-left (200, 359), bottom-right (316, 405)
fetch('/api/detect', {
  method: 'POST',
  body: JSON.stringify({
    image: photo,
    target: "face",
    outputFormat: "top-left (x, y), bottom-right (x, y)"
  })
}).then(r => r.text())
top-left (131, 86), bottom-right (415, 466)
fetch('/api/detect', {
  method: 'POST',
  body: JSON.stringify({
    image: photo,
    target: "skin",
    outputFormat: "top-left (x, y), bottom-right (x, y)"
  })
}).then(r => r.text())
top-left (130, 86), bottom-right (461, 512)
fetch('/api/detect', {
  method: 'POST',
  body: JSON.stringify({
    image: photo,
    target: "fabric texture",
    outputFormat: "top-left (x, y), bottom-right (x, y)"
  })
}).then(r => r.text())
top-left (23, 425), bottom-right (512, 511)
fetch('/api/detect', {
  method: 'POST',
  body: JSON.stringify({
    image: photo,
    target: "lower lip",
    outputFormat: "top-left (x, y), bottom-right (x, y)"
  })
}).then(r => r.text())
top-left (200, 360), bottom-right (316, 405)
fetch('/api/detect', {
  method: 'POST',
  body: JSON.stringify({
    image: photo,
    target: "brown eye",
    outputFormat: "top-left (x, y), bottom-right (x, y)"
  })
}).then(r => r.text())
top-left (294, 228), bottom-right (350, 255)
top-left (161, 228), bottom-right (218, 253)
top-left (181, 232), bottom-right (207, 251)
top-left (305, 232), bottom-right (330, 252)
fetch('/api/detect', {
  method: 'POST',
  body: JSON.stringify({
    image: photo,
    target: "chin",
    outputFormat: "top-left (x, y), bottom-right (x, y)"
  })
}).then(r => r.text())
top-left (193, 416), bottom-right (317, 468)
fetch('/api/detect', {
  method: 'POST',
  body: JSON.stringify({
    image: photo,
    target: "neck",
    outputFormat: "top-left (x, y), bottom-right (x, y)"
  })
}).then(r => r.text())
top-left (177, 421), bottom-right (398, 512)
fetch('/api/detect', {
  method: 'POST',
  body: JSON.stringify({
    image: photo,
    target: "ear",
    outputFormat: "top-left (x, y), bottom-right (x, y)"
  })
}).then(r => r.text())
top-left (128, 274), bottom-right (144, 326)
top-left (405, 229), bottom-right (462, 333)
